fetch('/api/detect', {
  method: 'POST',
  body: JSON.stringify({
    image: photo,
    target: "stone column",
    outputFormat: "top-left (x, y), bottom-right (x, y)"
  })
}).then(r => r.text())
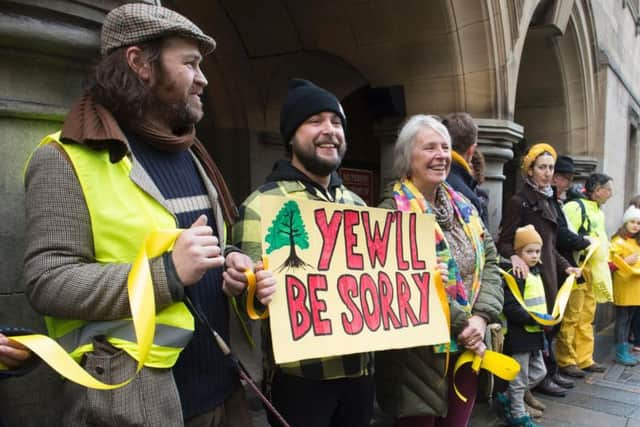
top-left (475, 118), bottom-right (524, 237)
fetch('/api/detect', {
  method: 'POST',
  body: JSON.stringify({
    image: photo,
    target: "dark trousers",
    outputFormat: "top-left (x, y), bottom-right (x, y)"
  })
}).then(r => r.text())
top-left (631, 309), bottom-right (640, 345)
top-left (543, 326), bottom-right (559, 378)
top-left (616, 306), bottom-right (639, 344)
top-left (268, 371), bottom-right (374, 427)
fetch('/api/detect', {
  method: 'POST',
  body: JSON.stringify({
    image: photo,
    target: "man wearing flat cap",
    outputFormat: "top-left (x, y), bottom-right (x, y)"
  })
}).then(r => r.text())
top-left (233, 79), bottom-right (374, 427)
top-left (23, 3), bottom-right (274, 426)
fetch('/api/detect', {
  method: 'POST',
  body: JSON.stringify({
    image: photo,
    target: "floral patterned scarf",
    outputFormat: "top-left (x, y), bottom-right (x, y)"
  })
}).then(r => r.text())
top-left (393, 178), bottom-right (485, 317)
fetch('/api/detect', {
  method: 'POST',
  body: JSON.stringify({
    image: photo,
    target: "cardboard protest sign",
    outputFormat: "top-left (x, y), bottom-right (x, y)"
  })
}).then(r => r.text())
top-left (260, 195), bottom-right (449, 364)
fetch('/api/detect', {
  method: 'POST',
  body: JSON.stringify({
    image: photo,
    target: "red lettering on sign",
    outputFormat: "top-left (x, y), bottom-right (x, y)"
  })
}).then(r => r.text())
top-left (395, 211), bottom-right (409, 270)
top-left (337, 274), bottom-right (363, 334)
top-left (378, 271), bottom-right (401, 330)
top-left (396, 272), bottom-right (419, 327)
top-left (411, 272), bottom-right (430, 323)
top-left (343, 210), bottom-right (364, 270)
top-left (315, 209), bottom-right (343, 270)
top-left (286, 276), bottom-right (311, 340)
top-left (361, 211), bottom-right (393, 269)
top-left (409, 213), bottom-right (426, 270)
top-left (360, 273), bottom-right (381, 331)
top-left (308, 275), bottom-right (332, 336)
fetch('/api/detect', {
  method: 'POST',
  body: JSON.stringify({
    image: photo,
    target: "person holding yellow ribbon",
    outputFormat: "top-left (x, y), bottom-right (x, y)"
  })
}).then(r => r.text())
top-left (233, 79), bottom-right (372, 427)
top-left (609, 206), bottom-right (640, 366)
top-left (555, 173), bottom-right (613, 378)
top-left (625, 196), bottom-right (640, 352)
top-left (498, 143), bottom-right (580, 397)
top-left (0, 328), bottom-right (37, 427)
top-left (0, 328), bottom-right (36, 377)
top-left (499, 225), bottom-right (550, 427)
top-left (22, 4), bottom-right (274, 426)
top-left (375, 115), bottom-right (504, 427)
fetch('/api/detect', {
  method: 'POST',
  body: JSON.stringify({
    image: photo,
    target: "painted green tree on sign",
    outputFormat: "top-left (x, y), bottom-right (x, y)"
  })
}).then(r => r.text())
top-left (265, 200), bottom-right (311, 271)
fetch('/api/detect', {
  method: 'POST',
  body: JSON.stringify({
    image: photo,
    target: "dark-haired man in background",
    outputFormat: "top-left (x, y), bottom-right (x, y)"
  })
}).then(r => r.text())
top-left (443, 112), bottom-right (489, 225)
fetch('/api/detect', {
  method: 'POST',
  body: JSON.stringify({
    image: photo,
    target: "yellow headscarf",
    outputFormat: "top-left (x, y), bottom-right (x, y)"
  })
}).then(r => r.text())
top-left (521, 142), bottom-right (557, 176)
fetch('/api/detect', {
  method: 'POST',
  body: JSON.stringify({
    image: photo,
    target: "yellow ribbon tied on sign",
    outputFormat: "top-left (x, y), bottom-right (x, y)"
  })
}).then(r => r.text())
top-left (500, 239), bottom-right (599, 327)
top-left (246, 257), bottom-right (270, 320)
top-left (0, 229), bottom-right (182, 389)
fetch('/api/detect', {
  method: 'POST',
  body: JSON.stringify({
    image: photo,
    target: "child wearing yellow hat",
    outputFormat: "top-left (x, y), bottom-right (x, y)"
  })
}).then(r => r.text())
top-left (499, 225), bottom-right (549, 427)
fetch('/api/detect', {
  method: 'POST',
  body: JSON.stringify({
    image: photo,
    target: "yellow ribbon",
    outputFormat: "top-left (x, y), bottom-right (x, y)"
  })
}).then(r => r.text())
top-left (245, 257), bottom-right (270, 320)
top-left (612, 253), bottom-right (640, 276)
top-left (499, 240), bottom-right (599, 326)
top-left (453, 349), bottom-right (521, 402)
top-left (0, 229), bottom-right (181, 389)
top-left (433, 270), bottom-right (451, 377)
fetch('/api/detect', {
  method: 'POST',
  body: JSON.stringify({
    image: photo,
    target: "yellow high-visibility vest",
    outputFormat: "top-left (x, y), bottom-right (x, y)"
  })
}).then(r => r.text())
top-left (523, 272), bottom-right (547, 333)
top-left (34, 132), bottom-right (194, 368)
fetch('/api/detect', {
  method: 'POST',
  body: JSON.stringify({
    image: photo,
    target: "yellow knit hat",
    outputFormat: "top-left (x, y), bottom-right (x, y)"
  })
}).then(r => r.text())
top-left (514, 224), bottom-right (543, 251)
top-left (521, 143), bottom-right (557, 176)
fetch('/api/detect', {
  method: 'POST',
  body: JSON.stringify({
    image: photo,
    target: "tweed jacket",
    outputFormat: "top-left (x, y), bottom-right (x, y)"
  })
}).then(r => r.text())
top-left (498, 184), bottom-right (571, 311)
top-left (23, 140), bottom-right (228, 426)
top-left (232, 160), bottom-right (373, 381)
top-left (374, 184), bottom-right (503, 418)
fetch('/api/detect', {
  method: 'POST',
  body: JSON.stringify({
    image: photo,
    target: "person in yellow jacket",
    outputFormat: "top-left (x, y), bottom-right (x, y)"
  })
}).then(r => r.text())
top-left (610, 206), bottom-right (640, 366)
top-left (556, 173), bottom-right (613, 377)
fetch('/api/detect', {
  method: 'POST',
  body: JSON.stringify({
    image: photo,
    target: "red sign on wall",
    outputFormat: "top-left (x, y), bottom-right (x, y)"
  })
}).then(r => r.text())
top-left (340, 168), bottom-right (375, 206)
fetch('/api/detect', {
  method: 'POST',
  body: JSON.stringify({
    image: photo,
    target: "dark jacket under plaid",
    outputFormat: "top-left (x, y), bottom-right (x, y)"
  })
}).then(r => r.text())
top-left (232, 160), bottom-right (373, 380)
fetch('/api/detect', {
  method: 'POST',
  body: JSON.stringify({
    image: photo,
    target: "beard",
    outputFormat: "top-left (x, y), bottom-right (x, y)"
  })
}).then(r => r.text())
top-left (144, 90), bottom-right (202, 133)
top-left (292, 137), bottom-right (346, 177)
top-left (143, 63), bottom-right (203, 133)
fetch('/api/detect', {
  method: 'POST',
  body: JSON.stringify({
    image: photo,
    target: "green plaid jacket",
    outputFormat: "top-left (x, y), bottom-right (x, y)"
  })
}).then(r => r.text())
top-left (233, 176), bottom-right (373, 380)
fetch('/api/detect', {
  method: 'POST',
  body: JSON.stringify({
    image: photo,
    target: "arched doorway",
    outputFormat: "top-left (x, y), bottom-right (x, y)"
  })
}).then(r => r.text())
top-left (507, 0), bottom-right (598, 204)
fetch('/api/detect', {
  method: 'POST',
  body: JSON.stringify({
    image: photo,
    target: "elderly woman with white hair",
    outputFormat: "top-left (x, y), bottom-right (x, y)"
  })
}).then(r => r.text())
top-left (375, 114), bottom-right (503, 427)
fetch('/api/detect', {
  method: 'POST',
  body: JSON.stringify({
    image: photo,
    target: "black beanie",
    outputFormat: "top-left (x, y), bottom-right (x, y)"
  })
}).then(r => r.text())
top-left (280, 78), bottom-right (347, 146)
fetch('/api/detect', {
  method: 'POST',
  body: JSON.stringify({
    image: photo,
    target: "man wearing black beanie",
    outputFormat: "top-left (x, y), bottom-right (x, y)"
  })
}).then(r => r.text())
top-left (233, 79), bottom-right (374, 427)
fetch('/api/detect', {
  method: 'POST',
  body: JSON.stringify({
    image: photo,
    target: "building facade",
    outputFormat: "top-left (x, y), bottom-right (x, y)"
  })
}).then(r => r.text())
top-left (1, 0), bottom-right (639, 424)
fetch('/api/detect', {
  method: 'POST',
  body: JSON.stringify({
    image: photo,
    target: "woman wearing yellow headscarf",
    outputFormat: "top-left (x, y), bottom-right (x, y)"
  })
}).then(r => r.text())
top-left (497, 143), bottom-right (580, 396)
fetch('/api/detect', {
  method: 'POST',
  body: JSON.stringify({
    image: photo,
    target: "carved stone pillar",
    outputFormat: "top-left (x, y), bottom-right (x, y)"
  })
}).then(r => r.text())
top-left (475, 118), bottom-right (524, 236)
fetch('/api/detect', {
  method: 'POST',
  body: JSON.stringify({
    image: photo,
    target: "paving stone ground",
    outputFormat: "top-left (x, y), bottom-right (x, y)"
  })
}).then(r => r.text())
top-left (248, 324), bottom-right (639, 426)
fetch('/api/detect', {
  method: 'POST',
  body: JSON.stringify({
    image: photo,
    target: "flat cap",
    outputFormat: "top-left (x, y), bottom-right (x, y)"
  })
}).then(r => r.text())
top-left (555, 155), bottom-right (575, 175)
top-left (101, 3), bottom-right (216, 56)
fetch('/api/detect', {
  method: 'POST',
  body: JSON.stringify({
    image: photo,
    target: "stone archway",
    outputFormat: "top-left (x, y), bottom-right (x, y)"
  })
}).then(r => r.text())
top-left (507, 0), bottom-right (599, 202)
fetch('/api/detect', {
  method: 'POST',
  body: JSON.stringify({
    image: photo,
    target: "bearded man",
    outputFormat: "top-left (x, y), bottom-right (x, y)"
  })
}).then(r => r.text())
top-left (22, 4), bottom-right (275, 426)
top-left (232, 79), bottom-right (374, 427)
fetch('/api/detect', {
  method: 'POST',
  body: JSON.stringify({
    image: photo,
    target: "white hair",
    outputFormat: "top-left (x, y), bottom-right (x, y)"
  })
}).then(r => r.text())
top-left (392, 114), bottom-right (451, 179)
